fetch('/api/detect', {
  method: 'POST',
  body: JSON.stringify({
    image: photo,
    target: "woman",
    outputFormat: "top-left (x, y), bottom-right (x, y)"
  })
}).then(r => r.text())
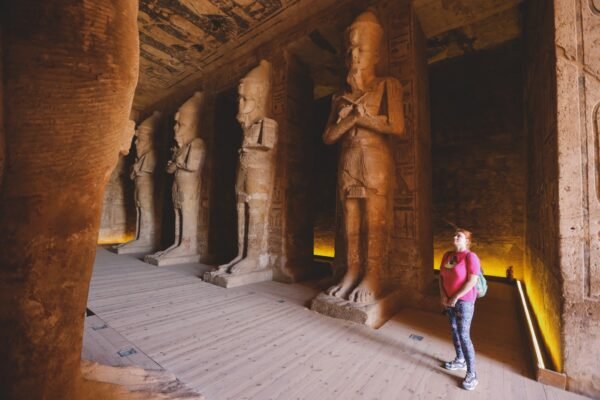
top-left (439, 229), bottom-right (480, 391)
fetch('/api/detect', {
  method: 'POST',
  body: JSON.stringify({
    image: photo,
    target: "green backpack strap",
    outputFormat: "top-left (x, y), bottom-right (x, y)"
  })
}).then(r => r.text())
top-left (467, 252), bottom-right (488, 298)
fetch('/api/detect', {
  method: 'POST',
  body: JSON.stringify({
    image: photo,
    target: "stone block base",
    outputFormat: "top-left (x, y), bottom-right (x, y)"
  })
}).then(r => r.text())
top-left (114, 243), bottom-right (156, 255)
top-left (310, 290), bottom-right (405, 328)
top-left (144, 254), bottom-right (201, 266)
top-left (203, 269), bottom-right (273, 288)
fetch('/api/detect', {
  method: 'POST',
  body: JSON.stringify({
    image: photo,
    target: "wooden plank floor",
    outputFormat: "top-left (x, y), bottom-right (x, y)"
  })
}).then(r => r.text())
top-left (85, 248), bottom-right (590, 400)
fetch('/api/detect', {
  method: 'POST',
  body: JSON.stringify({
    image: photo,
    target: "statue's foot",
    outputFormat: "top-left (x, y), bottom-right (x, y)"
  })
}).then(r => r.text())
top-left (229, 258), bottom-right (260, 274)
top-left (326, 278), bottom-right (356, 299)
top-left (348, 280), bottom-right (380, 304)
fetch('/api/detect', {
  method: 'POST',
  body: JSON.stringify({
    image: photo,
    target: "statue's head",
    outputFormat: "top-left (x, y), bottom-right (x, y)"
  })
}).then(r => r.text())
top-left (174, 91), bottom-right (204, 146)
top-left (345, 10), bottom-right (383, 75)
top-left (118, 120), bottom-right (137, 156)
top-left (237, 60), bottom-right (271, 129)
top-left (135, 111), bottom-right (162, 155)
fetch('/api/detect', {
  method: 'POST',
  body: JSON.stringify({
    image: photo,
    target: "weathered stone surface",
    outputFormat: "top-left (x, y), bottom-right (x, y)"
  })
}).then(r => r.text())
top-left (524, 0), bottom-right (600, 397)
top-left (551, 0), bottom-right (600, 397)
top-left (0, 0), bottom-right (139, 398)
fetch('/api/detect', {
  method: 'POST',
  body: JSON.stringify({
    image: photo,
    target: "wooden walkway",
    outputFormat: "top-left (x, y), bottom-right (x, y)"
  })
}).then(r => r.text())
top-left (84, 248), bottom-right (590, 400)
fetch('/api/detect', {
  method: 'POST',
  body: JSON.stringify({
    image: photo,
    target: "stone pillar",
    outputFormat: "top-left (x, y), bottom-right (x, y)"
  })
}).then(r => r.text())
top-left (552, 0), bottom-right (600, 397)
top-left (0, 1), bottom-right (139, 398)
top-left (380, 0), bottom-right (433, 307)
top-left (269, 51), bottom-right (317, 283)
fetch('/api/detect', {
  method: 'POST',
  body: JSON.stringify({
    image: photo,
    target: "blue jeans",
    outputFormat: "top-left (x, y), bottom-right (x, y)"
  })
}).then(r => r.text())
top-left (447, 300), bottom-right (476, 374)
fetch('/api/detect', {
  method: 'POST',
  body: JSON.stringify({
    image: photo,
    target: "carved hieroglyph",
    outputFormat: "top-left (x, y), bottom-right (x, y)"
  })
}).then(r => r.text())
top-left (205, 60), bottom-right (278, 287)
top-left (115, 111), bottom-right (162, 254)
top-left (321, 11), bottom-right (405, 304)
top-left (145, 93), bottom-right (206, 266)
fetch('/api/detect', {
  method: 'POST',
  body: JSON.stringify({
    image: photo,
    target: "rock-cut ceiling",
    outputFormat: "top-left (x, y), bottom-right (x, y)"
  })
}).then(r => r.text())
top-left (135, 0), bottom-right (523, 112)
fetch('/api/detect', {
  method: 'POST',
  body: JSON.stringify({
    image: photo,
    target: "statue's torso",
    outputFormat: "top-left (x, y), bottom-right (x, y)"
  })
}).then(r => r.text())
top-left (172, 139), bottom-right (204, 206)
top-left (336, 78), bottom-right (394, 197)
top-left (239, 118), bottom-right (277, 169)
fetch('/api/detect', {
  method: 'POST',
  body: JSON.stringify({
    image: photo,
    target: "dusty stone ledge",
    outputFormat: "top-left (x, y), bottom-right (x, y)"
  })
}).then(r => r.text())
top-left (310, 290), bottom-right (406, 328)
top-left (203, 269), bottom-right (273, 288)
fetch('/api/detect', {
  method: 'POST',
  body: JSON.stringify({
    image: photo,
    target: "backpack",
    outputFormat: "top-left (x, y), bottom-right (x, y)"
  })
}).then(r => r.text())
top-left (466, 252), bottom-right (488, 298)
top-left (476, 267), bottom-right (488, 298)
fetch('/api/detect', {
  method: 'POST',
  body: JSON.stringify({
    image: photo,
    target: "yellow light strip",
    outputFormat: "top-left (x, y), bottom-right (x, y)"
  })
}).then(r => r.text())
top-left (516, 280), bottom-right (545, 369)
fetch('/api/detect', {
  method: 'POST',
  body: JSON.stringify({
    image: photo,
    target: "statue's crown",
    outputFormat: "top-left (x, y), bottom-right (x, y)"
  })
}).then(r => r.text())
top-left (179, 92), bottom-right (204, 114)
top-left (137, 111), bottom-right (162, 135)
top-left (347, 10), bottom-right (383, 45)
top-left (241, 60), bottom-right (271, 86)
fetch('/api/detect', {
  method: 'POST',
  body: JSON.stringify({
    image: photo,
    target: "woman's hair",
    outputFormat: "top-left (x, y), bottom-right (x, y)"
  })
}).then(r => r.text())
top-left (455, 228), bottom-right (473, 248)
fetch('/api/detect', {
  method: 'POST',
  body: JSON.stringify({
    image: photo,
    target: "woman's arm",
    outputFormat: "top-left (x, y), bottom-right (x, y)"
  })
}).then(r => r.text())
top-left (447, 275), bottom-right (479, 307)
top-left (439, 275), bottom-right (448, 306)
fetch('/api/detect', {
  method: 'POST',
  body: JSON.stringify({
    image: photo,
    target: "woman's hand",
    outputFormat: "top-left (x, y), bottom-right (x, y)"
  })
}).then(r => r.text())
top-left (447, 296), bottom-right (458, 307)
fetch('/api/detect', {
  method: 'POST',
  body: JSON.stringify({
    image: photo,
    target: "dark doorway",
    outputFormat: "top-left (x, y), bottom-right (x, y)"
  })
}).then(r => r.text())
top-left (311, 95), bottom-right (338, 259)
top-left (209, 88), bottom-right (243, 264)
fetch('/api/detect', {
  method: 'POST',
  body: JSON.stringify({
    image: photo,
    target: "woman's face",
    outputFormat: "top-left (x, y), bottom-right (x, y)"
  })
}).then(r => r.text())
top-left (454, 232), bottom-right (468, 249)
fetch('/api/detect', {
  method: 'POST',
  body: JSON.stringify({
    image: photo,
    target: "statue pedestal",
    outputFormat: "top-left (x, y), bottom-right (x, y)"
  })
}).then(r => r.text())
top-left (203, 269), bottom-right (273, 288)
top-left (114, 242), bottom-right (156, 255)
top-left (144, 254), bottom-right (201, 266)
top-left (310, 291), bottom-right (406, 329)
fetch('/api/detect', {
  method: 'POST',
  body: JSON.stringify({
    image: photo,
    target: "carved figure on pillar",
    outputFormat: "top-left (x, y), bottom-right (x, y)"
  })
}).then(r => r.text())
top-left (323, 10), bottom-right (405, 303)
top-left (211, 60), bottom-right (278, 277)
top-left (115, 111), bottom-right (162, 254)
top-left (145, 93), bottom-right (206, 266)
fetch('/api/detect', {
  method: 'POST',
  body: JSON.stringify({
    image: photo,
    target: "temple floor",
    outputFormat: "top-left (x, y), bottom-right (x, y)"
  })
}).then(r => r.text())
top-left (84, 248), bottom-right (590, 400)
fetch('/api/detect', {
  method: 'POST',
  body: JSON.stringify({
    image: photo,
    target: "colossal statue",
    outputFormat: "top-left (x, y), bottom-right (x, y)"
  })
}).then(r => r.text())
top-left (208, 60), bottom-right (278, 280)
top-left (322, 10), bottom-right (405, 303)
top-left (115, 111), bottom-right (162, 254)
top-left (145, 93), bottom-right (206, 266)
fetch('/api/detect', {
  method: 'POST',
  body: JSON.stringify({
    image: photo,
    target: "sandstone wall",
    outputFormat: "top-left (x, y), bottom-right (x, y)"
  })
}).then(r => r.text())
top-left (552, 0), bottom-right (600, 396)
top-left (523, 0), bottom-right (563, 376)
top-left (430, 41), bottom-right (526, 278)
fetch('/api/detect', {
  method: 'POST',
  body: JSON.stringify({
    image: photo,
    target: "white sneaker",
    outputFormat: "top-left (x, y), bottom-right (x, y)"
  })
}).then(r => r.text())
top-left (462, 372), bottom-right (478, 391)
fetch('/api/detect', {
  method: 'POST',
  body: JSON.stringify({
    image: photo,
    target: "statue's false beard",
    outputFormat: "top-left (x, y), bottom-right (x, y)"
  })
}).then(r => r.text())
top-left (237, 112), bottom-right (259, 130)
top-left (347, 70), bottom-right (363, 91)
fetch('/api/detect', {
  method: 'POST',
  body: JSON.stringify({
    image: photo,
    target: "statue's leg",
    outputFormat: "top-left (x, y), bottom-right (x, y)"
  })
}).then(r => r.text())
top-left (136, 206), bottom-right (144, 240)
top-left (349, 194), bottom-right (387, 303)
top-left (216, 200), bottom-right (246, 273)
top-left (229, 197), bottom-right (267, 274)
top-left (154, 207), bottom-right (181, 257)
top-left (326, 199), bottom-right (361, 298)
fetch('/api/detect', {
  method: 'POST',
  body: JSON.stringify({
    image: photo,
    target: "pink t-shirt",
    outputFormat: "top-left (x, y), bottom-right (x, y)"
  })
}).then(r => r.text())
top-left (439, 250), bottom-right (481, 302)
